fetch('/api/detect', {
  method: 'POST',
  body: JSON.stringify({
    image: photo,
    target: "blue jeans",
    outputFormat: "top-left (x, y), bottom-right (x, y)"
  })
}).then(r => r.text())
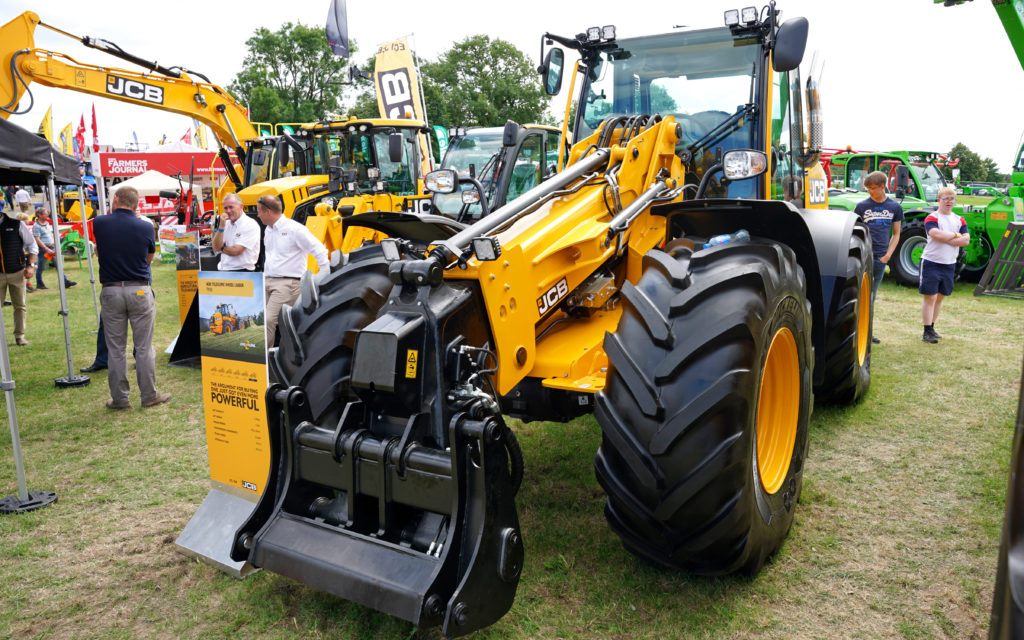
top-left (871, 258), bottom-right (886, 304)
top-left (35, 244), bottom-right (72, 287)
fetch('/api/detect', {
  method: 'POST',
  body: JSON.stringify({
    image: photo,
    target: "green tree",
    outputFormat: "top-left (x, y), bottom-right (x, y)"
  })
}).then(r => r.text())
top-left (420, 35), bottom-right (549, 129)
top-left (229, 22), bottom-right (355, 124)
top-left (947, 142), bottom-right (1003, 183)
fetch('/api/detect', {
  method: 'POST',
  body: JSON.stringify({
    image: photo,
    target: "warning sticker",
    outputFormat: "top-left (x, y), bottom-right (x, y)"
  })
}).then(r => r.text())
top-left (405, 349), bottom-right (418, 378)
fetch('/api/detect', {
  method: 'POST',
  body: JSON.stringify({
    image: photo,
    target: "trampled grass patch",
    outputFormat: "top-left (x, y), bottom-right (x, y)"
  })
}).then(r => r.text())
top-left (0, 258), bottom-right (1020, 639)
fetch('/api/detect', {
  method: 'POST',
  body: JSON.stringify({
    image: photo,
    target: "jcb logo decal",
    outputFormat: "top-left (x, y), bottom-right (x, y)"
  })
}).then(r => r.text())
top-left (106, 75), bottom-right (164, 105)
top-left (376, 68), bottom-right (414, 119)
top-left (537, 278), bottom-right (569, 315)
top-left (808, 178), bottom-right (827, 205)
top-left (404, 197), bottom-right (432, 214)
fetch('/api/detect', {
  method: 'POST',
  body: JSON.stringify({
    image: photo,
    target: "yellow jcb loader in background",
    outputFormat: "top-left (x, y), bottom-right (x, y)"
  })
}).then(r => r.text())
top-left (0, 11), bottom-right (267, 207)
top-left (231, 3), bottom-right (874, 636)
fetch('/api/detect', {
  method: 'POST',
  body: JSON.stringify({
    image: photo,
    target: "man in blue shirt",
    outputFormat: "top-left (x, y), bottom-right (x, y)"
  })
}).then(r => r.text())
top-left (854, 170), bottom-right (903, 343)
top-left (93, 185), bottom-right (171, 410)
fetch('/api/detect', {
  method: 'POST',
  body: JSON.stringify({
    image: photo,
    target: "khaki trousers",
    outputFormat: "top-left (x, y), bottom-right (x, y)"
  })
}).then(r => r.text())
top-left (0, 270), bottom-right (27, 340)
top-left (264, 277), bottom-right (301, 347)
top-left (100, 285), bottom-right (159, 404)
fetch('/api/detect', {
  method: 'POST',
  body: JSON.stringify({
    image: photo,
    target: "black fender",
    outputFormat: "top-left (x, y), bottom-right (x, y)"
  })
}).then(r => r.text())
top-left (654, 198), bottom-right (858, 387)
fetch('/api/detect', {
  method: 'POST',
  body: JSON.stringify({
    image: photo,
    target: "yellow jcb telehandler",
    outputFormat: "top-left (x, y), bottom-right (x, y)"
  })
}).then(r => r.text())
top-left (232, 4), bottom-right (873, 635)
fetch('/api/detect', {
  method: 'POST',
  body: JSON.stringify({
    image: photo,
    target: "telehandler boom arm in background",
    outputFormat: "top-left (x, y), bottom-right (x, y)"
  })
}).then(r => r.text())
top-left (0, 11), bottom-right (257, 187)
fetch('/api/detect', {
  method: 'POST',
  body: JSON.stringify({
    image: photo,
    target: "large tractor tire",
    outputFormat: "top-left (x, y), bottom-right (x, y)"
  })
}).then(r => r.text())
top-left (594, 239), bottom-right (812, 576)
top-left (958, 233), bottom-right (994, 283)
top-left (815, 222), bottom-right (872, 405)
top-left (271, 245), bottom-right (393, 426)
top-left (891, 218), bottom-right (927, 287)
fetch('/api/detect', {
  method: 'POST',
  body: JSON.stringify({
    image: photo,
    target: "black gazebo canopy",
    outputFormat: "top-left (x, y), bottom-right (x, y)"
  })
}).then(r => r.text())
top-left (0, 118), bottom-right (81, 186)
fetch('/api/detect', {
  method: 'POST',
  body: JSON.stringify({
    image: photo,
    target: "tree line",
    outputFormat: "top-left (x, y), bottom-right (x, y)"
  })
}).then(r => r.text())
top-left (227, 23), bottom-right (549, 133)
top-left (226, 22), bottom-right (1011, 182)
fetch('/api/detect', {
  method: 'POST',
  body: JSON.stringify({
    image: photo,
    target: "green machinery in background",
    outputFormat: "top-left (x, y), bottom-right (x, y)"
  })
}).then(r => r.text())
top-left (827, 149), bottom-right (1022, 286)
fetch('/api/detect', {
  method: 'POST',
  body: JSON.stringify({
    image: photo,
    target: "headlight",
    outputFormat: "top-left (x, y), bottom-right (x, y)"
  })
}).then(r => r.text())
top-left (722, 150), bottom-right (768, 180)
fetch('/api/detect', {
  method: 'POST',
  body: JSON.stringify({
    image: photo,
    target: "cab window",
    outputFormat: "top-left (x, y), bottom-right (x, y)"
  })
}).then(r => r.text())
top-left (506, 134), bottom-right (542, 201)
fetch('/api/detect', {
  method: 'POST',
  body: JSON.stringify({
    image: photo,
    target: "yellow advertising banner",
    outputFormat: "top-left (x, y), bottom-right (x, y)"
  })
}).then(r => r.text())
top-left (174, 231), bottom-right (199, 324)
top-left (374, 37), bottom-right (425, 120)
top-left (201, 356), bottom-right (269, 494)
top-left (374, 37), bottom-right (433, 175)
top-left (198, 271), bottom-right (268, 496)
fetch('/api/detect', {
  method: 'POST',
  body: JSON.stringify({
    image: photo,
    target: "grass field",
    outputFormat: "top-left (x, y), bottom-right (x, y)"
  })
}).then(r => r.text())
top-left (0, 257), bottom-right (1021, 639)
top-left (201, 324), bottom-right (265, 355)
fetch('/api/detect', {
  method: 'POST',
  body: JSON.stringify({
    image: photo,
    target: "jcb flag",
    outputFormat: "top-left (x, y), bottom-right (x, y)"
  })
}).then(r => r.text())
top-left (37, 105), bottom-right (53, 143)
top-left (59, 122), bottom-right (73, 156)
top-left (374, 38), bottom-right (425, 122)
top-left (192, 119), bottom-right (208, 149)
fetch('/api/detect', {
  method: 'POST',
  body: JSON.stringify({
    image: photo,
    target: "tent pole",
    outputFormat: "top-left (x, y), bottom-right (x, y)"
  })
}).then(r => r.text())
top-left (48, 175), bottom-right (89, 389)
top-left (77, 189), bottom-right (99, 329)
top-left (0, 303), bottom-right (27, 502)
top-left (0, 204), bottom-right (57, 514)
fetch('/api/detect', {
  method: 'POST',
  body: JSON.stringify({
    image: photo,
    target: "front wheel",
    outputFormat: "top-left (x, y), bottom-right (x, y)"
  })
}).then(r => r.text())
top-left (815, 222), bottom-right (872, 405)
top-left (891, 218), bottom-right (927, 287)
top-left (595, 238), bottom-right (812, 575)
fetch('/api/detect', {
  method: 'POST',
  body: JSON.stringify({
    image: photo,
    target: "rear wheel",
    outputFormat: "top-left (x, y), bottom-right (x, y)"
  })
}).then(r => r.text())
top-left (891, 218), bottom-right (927, 287)
top-left (815, 222), bottom-right (872, 405)
top-left (958, 233), bottom-right (994, 282)
top-left (595, 239), bottom-right (812, 575)
top-left (272, 245), bottom-right (393, 426)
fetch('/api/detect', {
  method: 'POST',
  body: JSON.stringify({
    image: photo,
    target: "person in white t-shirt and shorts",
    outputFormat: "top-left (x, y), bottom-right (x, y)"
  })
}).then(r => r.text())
top-left (919, 186), bottom-right (969, 344)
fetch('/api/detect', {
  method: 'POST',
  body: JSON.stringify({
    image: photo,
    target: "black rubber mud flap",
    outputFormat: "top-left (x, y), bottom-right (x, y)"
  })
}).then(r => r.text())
top-left (231, 386), bottom-right (523, 637)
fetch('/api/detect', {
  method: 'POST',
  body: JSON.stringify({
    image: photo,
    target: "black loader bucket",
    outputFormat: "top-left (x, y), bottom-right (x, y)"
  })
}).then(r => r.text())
top-left (975, 222), bottom-right (1024, 300)
top-left (231, 383), bottom-right (523, 637)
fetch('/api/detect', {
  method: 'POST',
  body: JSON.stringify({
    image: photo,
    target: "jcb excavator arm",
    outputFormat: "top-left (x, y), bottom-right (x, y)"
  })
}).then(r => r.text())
top-left (0, 11), bottom-right (257, 172)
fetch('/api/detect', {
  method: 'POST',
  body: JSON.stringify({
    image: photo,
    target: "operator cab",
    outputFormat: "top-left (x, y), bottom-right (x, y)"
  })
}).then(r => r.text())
top-left (537, 6), bottom-right (822, 207)
top-left (431, 121), bottom-right (563, 223)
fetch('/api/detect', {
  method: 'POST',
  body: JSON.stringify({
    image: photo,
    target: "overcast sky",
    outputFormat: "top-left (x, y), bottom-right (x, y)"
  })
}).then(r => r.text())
top-left (5, 0), bottom-right (1022, 171)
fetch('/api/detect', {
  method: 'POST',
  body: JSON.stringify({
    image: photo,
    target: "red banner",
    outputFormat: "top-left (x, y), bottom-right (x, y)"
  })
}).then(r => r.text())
top-left (97, 152), bottom-right (232, 177)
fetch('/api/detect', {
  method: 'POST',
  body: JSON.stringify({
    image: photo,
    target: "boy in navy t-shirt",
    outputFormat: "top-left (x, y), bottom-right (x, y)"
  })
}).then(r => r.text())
top-left (854, 171), bottom-right (903, 343)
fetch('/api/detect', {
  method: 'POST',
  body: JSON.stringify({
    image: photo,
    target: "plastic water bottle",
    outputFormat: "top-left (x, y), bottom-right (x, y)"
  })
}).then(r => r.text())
top-left (703, 229), bottom-right (750, 249)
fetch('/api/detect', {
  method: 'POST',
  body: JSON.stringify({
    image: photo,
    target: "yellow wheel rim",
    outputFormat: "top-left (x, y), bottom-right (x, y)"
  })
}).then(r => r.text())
top-left (856, 272), bottom-right (870, 367)
top-left (756, 327), bottom-right (800, 495)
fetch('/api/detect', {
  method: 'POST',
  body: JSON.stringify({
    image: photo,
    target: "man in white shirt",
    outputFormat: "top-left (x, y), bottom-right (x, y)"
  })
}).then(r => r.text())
top-left (256, 195), bottom-right (329, 346)
top-left (212, 193), bottom-right (261, 272)
top-left (14, 186), bottom-right (32, 214)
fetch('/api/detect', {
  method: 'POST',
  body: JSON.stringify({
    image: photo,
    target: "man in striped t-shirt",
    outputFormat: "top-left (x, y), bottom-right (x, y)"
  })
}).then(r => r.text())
top-left (919, 186), bottom-right (969, 344)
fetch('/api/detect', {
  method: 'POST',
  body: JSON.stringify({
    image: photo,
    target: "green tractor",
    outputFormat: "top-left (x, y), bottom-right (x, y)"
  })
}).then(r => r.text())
top-left (826, 150), bottom-right (1022, 285)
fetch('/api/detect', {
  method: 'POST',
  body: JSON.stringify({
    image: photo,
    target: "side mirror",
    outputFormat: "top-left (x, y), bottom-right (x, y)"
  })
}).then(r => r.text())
top-left (158, 189), bottom-right (179, 199)
top-left (895, 165), bottom-right (911, 198)
top-left (328, 158), bottom-right (342, 192)
top-left (773, 17), bottom-right (808, 72)
top-left (389, 133), bottom-right (404, 163)
top-left (424, 169), bottom-right (457, 194)
top-left (539, 48), bottom-right (564, 96)
top-left (275, 137), bottom-right (290, 167)
top-left (502, 120), bottom-right (521, 147)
